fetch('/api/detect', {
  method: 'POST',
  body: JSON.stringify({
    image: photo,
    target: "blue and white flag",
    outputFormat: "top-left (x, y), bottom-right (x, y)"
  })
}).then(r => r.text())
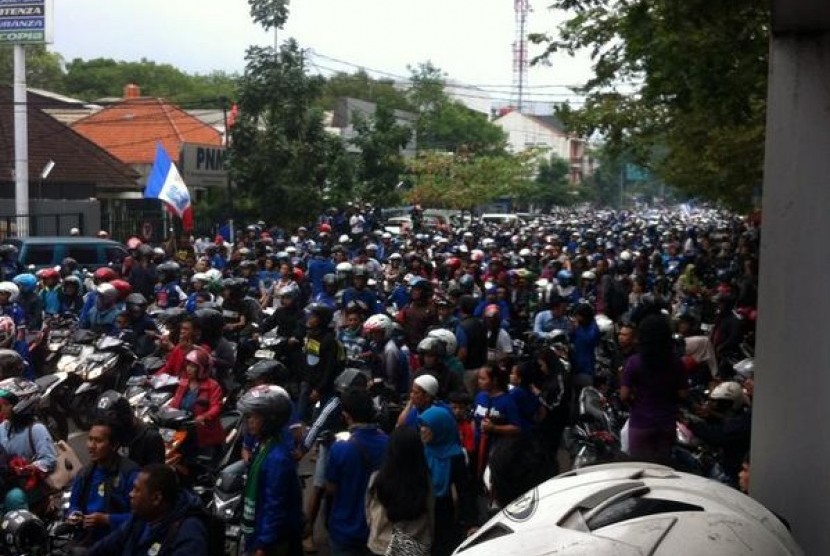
top-left (144, 143), bottom-right (193, 230)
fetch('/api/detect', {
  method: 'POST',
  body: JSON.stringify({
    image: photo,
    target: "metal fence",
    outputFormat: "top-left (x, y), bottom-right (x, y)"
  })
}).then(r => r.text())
top-left (0, 213), bottom-right (85, 238)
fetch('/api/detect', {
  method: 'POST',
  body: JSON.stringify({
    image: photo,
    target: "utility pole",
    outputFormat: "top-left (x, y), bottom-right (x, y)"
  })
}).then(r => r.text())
top-left (13, 44), bottom-right (29, 237)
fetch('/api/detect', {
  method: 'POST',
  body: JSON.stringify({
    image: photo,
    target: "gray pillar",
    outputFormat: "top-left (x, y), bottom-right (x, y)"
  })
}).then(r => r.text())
top-left (752, 32), bottom-right (830, 553)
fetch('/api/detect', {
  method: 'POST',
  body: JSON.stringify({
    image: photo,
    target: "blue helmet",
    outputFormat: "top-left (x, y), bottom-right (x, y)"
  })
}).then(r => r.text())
top-left (12, 273), bottom-right (37, 294)
top-left (556, 269), bottom-right (573, 286)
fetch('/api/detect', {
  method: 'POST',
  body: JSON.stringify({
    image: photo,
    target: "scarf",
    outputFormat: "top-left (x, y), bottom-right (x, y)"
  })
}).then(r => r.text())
top-left (241, 437), bottom-right (275, 536)
top-left (419, 406), bottom-right (462, 498)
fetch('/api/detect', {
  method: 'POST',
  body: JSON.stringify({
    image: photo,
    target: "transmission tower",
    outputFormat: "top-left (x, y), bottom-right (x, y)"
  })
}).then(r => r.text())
top-left (512, 0), bottom-right (530, 113)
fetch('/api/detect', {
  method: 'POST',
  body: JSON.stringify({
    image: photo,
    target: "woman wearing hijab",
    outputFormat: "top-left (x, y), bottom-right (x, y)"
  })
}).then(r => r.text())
top-left (419, 406), bottom-right (476, 556)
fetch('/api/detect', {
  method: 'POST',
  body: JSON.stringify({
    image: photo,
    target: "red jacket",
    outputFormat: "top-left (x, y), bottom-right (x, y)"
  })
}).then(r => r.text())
top-left (171, 377), bottom-right (225, 447)
top-left (155, 342), bottom-right (210, 378)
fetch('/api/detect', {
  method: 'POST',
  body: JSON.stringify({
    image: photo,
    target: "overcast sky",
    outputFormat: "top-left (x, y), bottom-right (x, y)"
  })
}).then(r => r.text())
top-left (52, 0), bottom-right (593, 108)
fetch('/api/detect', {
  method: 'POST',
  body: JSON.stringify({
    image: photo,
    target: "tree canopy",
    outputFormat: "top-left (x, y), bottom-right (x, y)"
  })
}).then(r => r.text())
top-left (0, 45), bottom-right (64, 90)
top-left (532, 0), bottom-right (769, 209)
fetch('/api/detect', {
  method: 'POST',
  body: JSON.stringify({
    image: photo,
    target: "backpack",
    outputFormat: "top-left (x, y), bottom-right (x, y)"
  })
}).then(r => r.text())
top-left (163, 505), bottom-right (226, 556)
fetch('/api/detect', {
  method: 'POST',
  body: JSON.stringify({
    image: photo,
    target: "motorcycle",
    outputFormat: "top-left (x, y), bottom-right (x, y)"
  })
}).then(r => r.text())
top-left (70, 336), bottom-right (137, 430)
top-left (563, 386), bottom-right (626, 469)
top-left (124, 372), bottom-right (180, 421)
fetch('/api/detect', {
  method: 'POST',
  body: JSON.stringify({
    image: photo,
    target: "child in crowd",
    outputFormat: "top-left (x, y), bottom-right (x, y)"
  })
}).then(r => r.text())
top-left (449, 390), bottom-right (475, 456)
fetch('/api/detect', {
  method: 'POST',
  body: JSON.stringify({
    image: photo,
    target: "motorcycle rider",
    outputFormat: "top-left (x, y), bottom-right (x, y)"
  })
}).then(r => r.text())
top-left (398, 278), bottom-right (438, 354)
top-left (65, 416), bottom-right (140, 546)
top-left (123, 294), bottom-right (157, 358)
top-left (154, 261), bottom-right (186, 310)
top-left (80, 268), bottom-right (119, 327)
top-left (687, 381), bottom-right (751, 487)
top-left (341, 265), bottom-right (382, 316)
top-left (96, 391), bottom-right (165, 467)
top-left (38, 268), bottom-right (61, 316)
top-left (0, 379), bottom-right (57, 513)
top-left (298, 303), bottom-right (345, 422)
top-left (81, 283), bottom-right (121, 336)
top-left (313, 273), bottom-right (339, 310)
top-left (237, 385), bottom-right (304, 555)
top-left (12, 273), bottom-right (43, 330)
top-left (58, 275), bottom-right (85, 315)
top-left (414, 337), bottom-right (464, 401)
top-left (0, 244), bottom-right (22, 281)
top-left (532, 294), bottom-right (571, 340)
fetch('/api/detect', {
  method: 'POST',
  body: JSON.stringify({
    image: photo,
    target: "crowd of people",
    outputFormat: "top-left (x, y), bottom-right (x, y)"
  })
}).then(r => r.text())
top-left (0, 202), bottom-right (762, 555)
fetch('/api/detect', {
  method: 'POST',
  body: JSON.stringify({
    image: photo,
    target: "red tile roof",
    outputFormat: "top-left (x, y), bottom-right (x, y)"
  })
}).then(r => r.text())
top-left (71, 98), bottom-right (222, 165)
top-left (0, 88), bottom-right (139, 187)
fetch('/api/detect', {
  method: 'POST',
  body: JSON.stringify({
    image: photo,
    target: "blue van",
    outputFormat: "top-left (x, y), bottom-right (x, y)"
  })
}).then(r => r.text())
top-left (5, 237), bottom-right (129, 270)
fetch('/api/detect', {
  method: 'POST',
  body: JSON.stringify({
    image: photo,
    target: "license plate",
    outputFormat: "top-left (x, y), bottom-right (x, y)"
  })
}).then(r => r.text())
top-left (254, 350), bottom-right (274, 359)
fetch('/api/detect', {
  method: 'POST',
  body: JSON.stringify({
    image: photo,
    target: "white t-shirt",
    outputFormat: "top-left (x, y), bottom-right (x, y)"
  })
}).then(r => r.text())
top-left (350, 214), bottom-right (365, 235)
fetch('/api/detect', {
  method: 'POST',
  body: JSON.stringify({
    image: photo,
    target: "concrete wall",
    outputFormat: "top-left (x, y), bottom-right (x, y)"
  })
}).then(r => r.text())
top-left (0, 199), bottom-right (100, 237)
top-left (752, 32), bottom-right (830, 554)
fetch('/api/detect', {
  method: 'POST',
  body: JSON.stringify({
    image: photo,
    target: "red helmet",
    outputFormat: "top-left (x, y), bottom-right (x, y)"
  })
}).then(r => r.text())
top-left (110, 279), bottom-right (132, 301)
top-left (126, 237), bottom-right (143, 250)
top-left (484, 304), bottom-right (501, 318)
top-left (446, 257), bottom-right (462, 271)
top-left (292, 268), bottom-right (305, 283)
top-left (39, 268), bottom-right (60, 281)
top-left (319, 223), bottom-right (332, 233)
top-left (185, 347), bottom-right (213, 380)
top-left (93, 267), bottom-right (118, 283)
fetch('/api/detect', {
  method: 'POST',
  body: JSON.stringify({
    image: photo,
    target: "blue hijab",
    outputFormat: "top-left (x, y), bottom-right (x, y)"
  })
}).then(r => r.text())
top-left (419, 406), bottom-right (463, 498)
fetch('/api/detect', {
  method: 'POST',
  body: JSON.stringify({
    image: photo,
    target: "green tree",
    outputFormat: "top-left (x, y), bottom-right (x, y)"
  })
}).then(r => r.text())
top-left (319, 70), bottom-right (412, 112)
top-left (406, 151), bottom-right (535, 210)
top-left (62, 58), bottom-right (237, 106)
top-left (228, 40), bottom-right (352, 227)
top-left (407, 62), bottom-right (507, 155)
top-left (0, 45), bottom-right (64, 90)
top-left (350, 102), bottom-right (413, 206)
top-left (516, 156), bottom-right (584, 209)
top-left (532, 0), bottom-right (768, 209)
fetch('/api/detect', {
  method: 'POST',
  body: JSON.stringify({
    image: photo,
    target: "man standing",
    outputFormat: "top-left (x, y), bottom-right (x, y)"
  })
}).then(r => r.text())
top-left (326, 389), bottom-right (389, 556)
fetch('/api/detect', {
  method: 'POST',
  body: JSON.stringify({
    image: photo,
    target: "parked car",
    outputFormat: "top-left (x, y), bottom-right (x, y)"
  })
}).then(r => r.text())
top-left (5, 237), bottom-right (128, 270)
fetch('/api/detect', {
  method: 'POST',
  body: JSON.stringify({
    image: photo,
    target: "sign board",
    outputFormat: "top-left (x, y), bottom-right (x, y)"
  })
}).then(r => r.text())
top-left (179, 143), bottom-right (227, 189)
top-left (0, 0), bottom-right (53, 44)
top-left (625, 163), bottom-right (650, 182)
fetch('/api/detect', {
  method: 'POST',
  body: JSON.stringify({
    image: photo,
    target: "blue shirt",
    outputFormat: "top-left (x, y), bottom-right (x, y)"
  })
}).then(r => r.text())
top-left (68, 462), bottom-right (138, 542)
top-left (326, 427), bottom-right (389, 547)
top-left (509, 385), bottom-right (539, 434)
top-left (473, 391), bottom-right (520, 450)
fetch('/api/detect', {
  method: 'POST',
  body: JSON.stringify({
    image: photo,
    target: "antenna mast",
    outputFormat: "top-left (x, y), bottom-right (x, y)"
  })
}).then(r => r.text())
top-left (512, 0), bottom-right (530, 113)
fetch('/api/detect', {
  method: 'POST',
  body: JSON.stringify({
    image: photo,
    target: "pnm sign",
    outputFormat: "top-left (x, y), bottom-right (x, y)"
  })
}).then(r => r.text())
top-left (179, 143), bottom-right (227, 188)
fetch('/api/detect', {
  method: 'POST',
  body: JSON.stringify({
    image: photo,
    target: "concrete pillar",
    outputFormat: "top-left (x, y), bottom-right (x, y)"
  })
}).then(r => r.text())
top-left (751, 32), bottom-right (830, 553)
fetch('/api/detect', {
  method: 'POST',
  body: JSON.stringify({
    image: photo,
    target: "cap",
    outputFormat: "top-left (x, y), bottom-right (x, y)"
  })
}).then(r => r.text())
top-left (413, 374), bottom-right (439, 397)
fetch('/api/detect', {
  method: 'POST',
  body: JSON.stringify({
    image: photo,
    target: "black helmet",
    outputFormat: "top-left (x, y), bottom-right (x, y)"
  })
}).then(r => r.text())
top-left (0, 510), bottom-right (46, 554)
top-left (245, 360), bottom-right (290, 385)
top-left (137, 244), bottom-right (153, 259)
top-left (0, 244), bottom-right (18, 259)
top-left (194, 308), bottom-right (224, 341)
top-left (126, 293), bottom-right (148, 308)
top-left (0, 349), bottom-right (23, 379)
top-left (222, 277), bottom-right (248, 298)
top-left (157, 261), bottom-right (181, 283)
top-left (155, 307), bottom-right (188, 327)
top-left (305, 303), bottom-right (334, 328)
top-left (61, 257), bottom-right (78, 272)
top-left (334, 368), bottom-right (369, 394)
top-left (237, 385), bottom-right (292, 435)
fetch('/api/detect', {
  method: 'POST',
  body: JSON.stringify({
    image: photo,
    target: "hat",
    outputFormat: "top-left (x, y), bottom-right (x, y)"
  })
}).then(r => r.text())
top-left (413, 374), bottom-right (439, 398)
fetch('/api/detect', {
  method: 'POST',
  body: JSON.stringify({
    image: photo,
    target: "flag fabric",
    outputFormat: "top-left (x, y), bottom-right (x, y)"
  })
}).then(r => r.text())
top-left (144, 143), bottom-right (194, 231)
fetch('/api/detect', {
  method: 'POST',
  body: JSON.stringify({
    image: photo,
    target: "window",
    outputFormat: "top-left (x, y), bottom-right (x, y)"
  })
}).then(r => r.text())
top-left (23, 245), bottom-right (54, 266)
top-left (106, 247), bottom-right (127, 265)
top-left (67, 245), bottom-right (99, 265)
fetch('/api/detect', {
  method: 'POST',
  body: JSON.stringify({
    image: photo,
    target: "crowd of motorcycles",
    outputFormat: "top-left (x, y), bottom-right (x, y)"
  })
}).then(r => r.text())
top-left (0, 204), bottom-right (760, 555)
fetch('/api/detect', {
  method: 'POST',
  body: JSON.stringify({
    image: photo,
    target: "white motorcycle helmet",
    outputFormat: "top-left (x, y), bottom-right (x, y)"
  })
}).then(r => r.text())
top-left (709, 381), bottom-right (745, 412)
top-left (427, 328), bottom-right (458, 356)
top-left (454, 462), bottom-right (802, 556)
